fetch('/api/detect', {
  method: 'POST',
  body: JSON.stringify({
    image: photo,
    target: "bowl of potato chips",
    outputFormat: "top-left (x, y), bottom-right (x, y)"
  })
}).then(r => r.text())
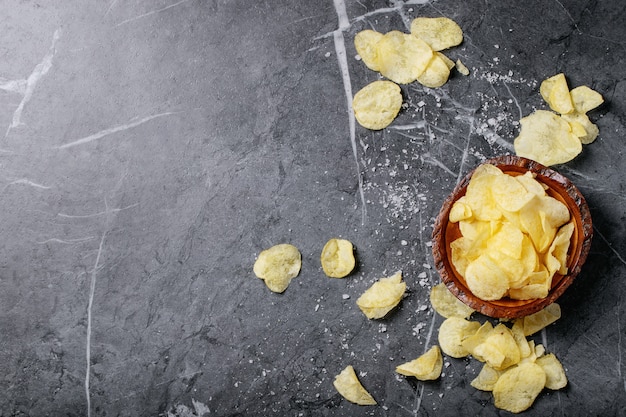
top-left (432, 155), bottom-right (592, 318)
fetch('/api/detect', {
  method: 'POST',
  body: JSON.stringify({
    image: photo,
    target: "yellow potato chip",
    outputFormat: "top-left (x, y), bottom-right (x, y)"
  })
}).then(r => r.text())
top-left (410, 17), bottom-right (463, 51)
top-left (377, 30), bottom-right (433, 84)
top-left (354, 29), bottom-right (384, 72)
top-left (463, 165), bottom-right (504, 221)
top-left (511, 320), bottom-right (532, 359)
top-left (476, 323), bottom-right (521, 370)
top-left (430, 282), bottom-right (474, 319)
top-left (437, 52), bottom-right (455, 70)
top-left (471, 364), bottom-right (503, 391)
top-left (514, 110), bottom-right (582, 166)
top-left (417, 52), bottom-right (451, 88)
top-left (455, 59), bottom-right (470, 76)
top-left (438, 317), bottom-right (481, 358)
top-left (461, 321), bottom-right (494, 358)
top-left (540, 73), bottom-right (574, 114)
top-left (562, 112), bottom-right (600, 144)
top-left (570, 85), bottom-right (604, 114)
top-left (449, 198), bottom-right (472, 222)
top-left (396, 345), bottom-right (443, 380)
top-left (321, 238), bottom-right (356, 278)
top-left (352, 80), bottom-right (403, 130)
top-left (253, 243), bottom-right (302, 293)
top-left (536, 353), bottom-right (567, 390)
top-left (356, 271), bottom-right (406, 319)
top-left (464, 254), bottom-right (510, 301)
top-left (516, 303), bottom-right (561, 336)
top-left (545, 222), bottom-right (574, 276)
top-left (493, 362), bottom-right (546, 413)
top-left (333, 365), bottom-right (377, 405)
top-left (515, 171), bottom-right (547, 197)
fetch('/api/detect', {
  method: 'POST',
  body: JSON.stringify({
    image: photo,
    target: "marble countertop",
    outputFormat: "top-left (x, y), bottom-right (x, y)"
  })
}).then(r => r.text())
top-left (2, 1), bottom-right (625, 416)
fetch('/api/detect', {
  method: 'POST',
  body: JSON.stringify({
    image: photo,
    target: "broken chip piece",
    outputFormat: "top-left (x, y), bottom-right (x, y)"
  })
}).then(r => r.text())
top-left (352, 80), bottom-right (403, 130)
top-left (356, 271), bottom-right (406, 319)
top-left (333, 365), bottom-right (377, 405)
top-left (395, 345), bottom-right (443, 380)
top-left (253, 243), bottom-right (302, 293)
top-left (321, 238), bottom-right (356, 278)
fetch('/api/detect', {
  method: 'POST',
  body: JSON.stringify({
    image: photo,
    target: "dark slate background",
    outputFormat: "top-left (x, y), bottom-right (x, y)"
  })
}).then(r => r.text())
top-left (1, 0), bottom-right (625, 416)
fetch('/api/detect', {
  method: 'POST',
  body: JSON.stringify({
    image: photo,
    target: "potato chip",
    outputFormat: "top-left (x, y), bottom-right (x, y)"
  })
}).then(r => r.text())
top-left (354, 29), bottom-right (383, 72)
top-left (514, 110), bottom-right (582, 166)
top-left (490, 172), bottom-right (535, 213)
top-left (473, 323), bottom-right (521, 370)
top-left (536, 353), bottom-right (567, 390)
top-left (253, 243), bottom-right (302, 293)
top-left (410, 17), bottom-right (463, 51)
top-left (352, 80), bottom-right (403, 130)
top-left (511, 320), bottom-right (532, 358)
top-left (461, 321), bottom-right (493, 358)
top-left (540, 73), bottom-right (574, 115)
top-left (321, 238), bottom-right (356, 278)
top-left (545, 222), bottom-right (574, 276)
top-left (417, 52), bottom-right (451, 88)
top-left (455, 59), bottom-right (470, 76)
top-left (449, 198), bottom-right (472, 223)
top-left (333, 365), bottom-right (377, 405)
top-left (356, 271), bottom-right (406, 319)
top-left (570, 85), bottom-right (604, 114)
top-left (438, 317), bottom-right (481, 358)
top-left (396, 345), bottom-right (443, 380)
top-left (471, 364), bottom-right (503, 391)
top-left (377, 31), bottom-right (433, 84)
top-left (430, 282), bottom-right (474, 319)
top-left (493, 362), bottom-right (546, 413)
top-left (562, 112), bottom-right (600, 144)
top-left (516, 303), bottom-right (561, 336)
top-left (464, 254), bottom-right (510, 301)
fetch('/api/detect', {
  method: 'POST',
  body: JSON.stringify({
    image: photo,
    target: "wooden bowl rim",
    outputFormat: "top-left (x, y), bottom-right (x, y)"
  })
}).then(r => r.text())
top-left (431, 155), bottom-right (593, 318)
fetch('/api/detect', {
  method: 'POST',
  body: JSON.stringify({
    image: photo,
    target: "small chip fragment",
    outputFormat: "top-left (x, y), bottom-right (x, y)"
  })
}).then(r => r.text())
top-left (352, 80), bottom-right (403, 130)
top-left (493, 362), bottom-right (546, 413)
top-left (333, 365), bottom-right (377, 405)
top-left (410, 17), bottom-right (463, 51)
top-left (455, 59), bottom-right (470, 76)
top-left (356, 271), bottom-right (406, 319)
top-left (429, 282), bottom-right (474, 319)
top-left (253, 243), bottom-right (302, 293)
top-left (396, 345), bottom-right (443, 380)
top-left (321, 238), bottom-right (356, 278)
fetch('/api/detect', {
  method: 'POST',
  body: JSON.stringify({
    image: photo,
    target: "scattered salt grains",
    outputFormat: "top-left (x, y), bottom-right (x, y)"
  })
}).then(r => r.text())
top-left (342, 294), bottom-right (350, 300)
top-left (400, 240), bottom-right (408, 246)
top-left (379, 324), bottom-right (387, 333)
top-left (325, 52), bottom-right (331, 57)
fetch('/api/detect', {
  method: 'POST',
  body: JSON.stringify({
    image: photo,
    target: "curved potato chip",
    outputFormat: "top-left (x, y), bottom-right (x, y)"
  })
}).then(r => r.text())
top-left (356, 271), bottom-right (406, 319)
top-left (540, 73), bottom-right (574, 114)
top-left (464, 254), bottom-right (510, 301)
top-left (377, 31), bottom-right (433, 84)
top-left (461, 321), bottom-right (493, 358)
top-left (562, 112), bottom-right (600, 144)
top-left (536, 353), bottom-right (567, 390)
top-left (321, 238), bottom-right (356, 278)
top-left (410, 17), bottom-right (463, 51)
top-left (354, 29), bottom-right (383, 72)
top-left (396, 345), bottom-right (443, 380)
top-left (253, 243), bottom-right (302, 293)
top-left (417, 52), bottom-right (451, 88)
top-left (333, 365), bottom-right (377, 405)
top-left (493, 362), bottom-right (546, 413)
top-left (570, 85), bottom-right (604, 114)
top-left (514, 110), bottom-right (582, 166)
top-left (473, 323), bottom-right (521, 370)
top-left (516, 303), bottom-right (561, 336)
top-left (430, 282), bottom-right (474, 319)
top-left (438, 317), bottom-right (481, 358)
top-left (352, 80), bottom-right (403, 130)
top-left (471, 364), bottom-right (503, 391)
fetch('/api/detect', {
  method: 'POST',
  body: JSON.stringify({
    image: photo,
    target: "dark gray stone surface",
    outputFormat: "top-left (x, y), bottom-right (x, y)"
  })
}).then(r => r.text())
top-left (1, 0), bottom-right (625, 416)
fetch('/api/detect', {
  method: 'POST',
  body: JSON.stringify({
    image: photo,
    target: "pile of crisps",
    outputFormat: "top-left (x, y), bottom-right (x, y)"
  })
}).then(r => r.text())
top-left (432, 282), bottom-right (567, 413)
top-left (514, 73), bottom-right (604, 166)
top-left (352, 17), bottom-right (468, 130)
top-left (449, 163), bottom-right (574, 301)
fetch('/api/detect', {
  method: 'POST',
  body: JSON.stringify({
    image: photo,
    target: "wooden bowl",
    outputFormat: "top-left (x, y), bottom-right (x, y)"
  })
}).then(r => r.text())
top-left (432, 155), bottom-right (592, 319)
